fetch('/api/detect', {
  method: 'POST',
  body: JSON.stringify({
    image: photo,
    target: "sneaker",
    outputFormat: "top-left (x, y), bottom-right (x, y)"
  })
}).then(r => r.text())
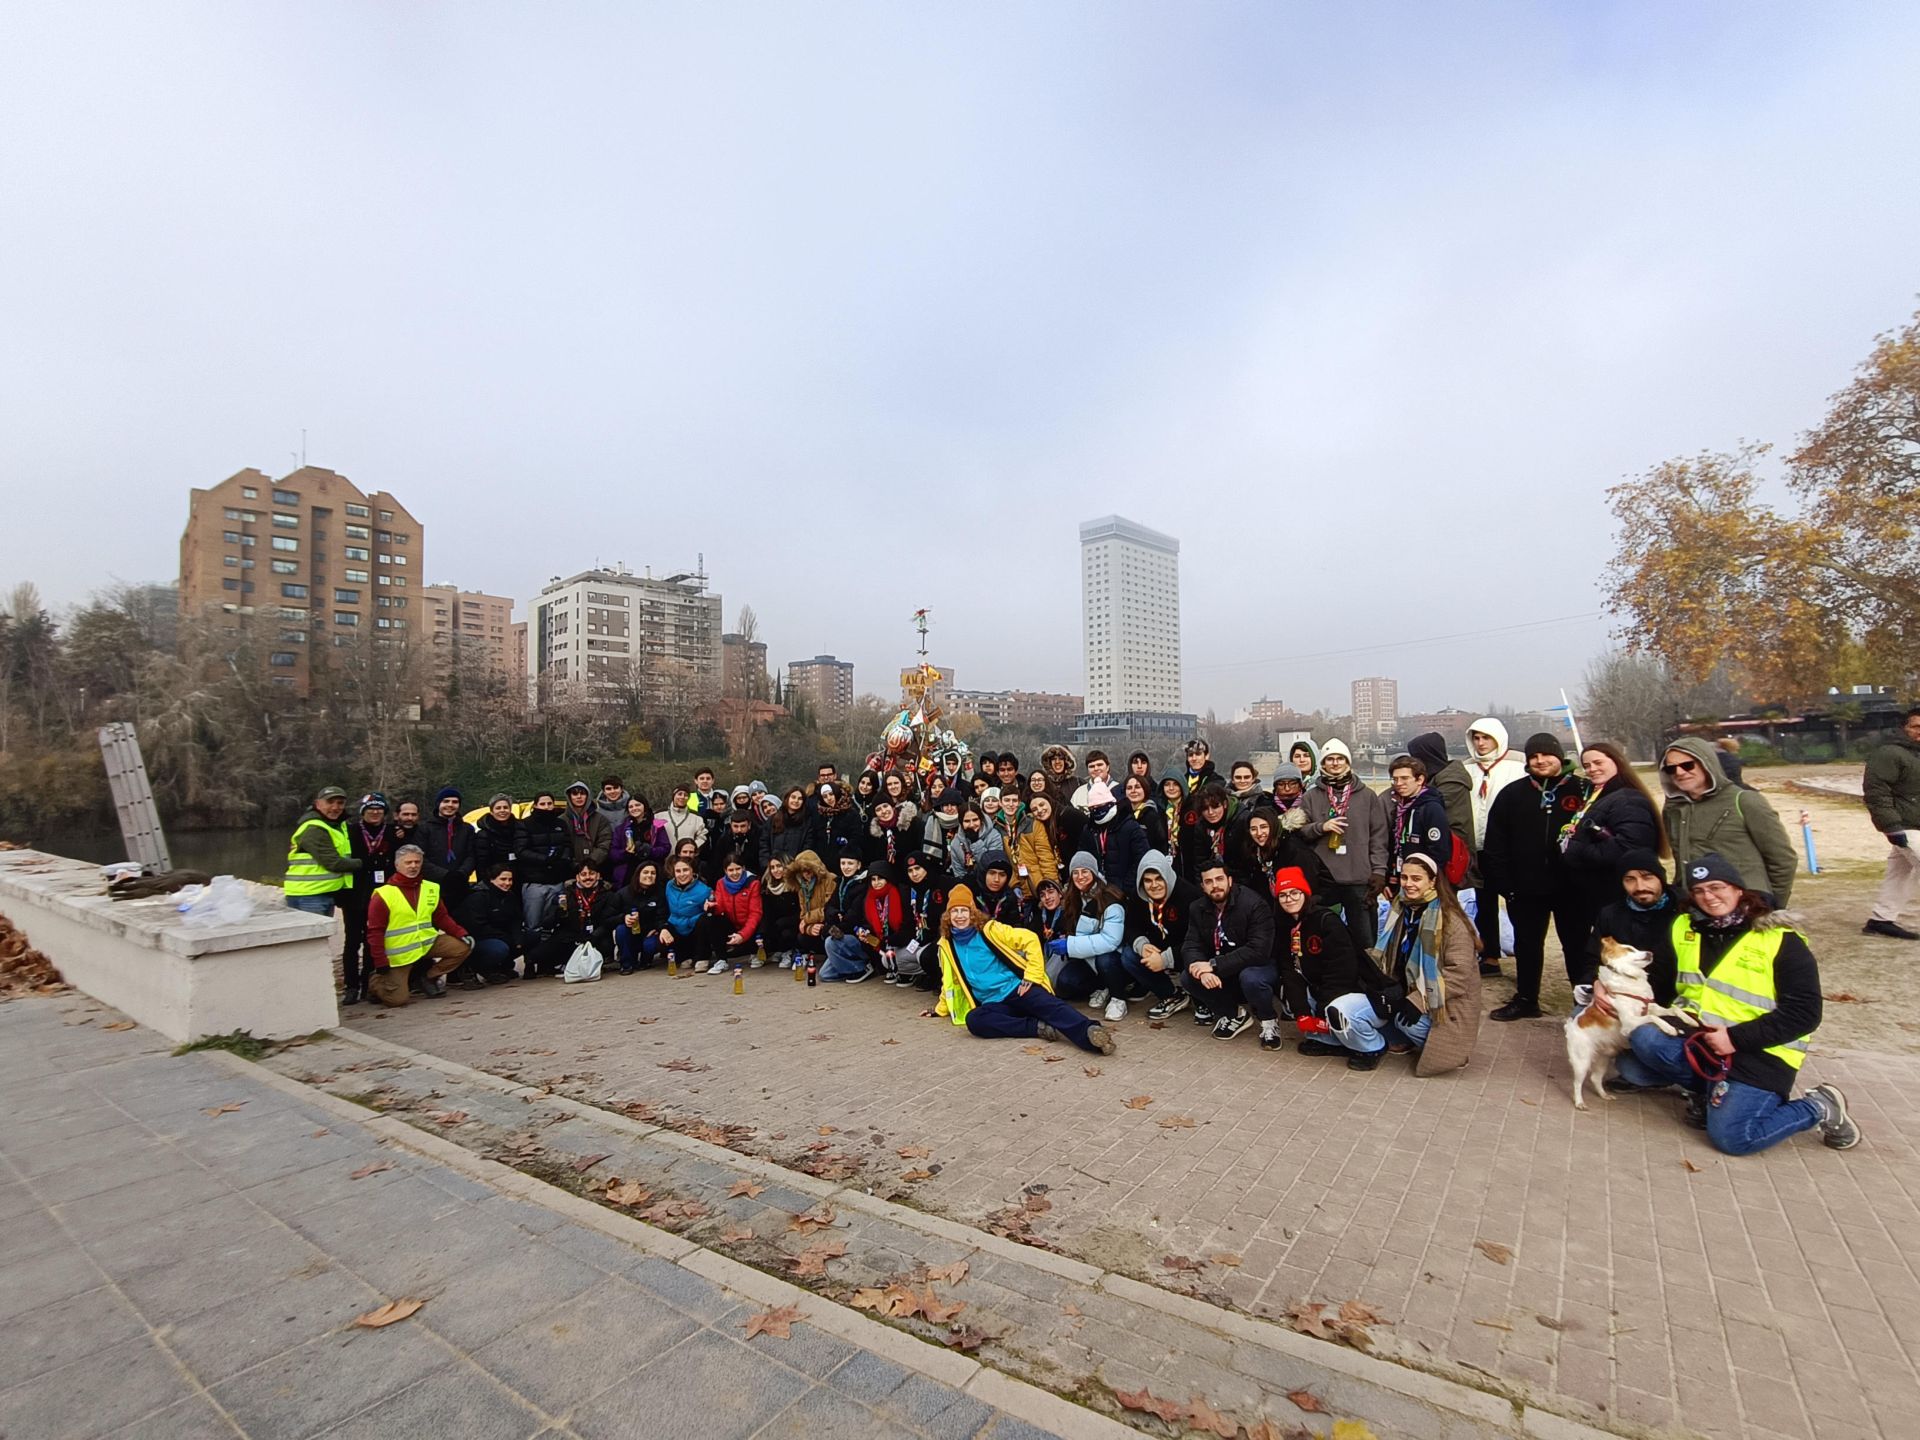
top-left (1212, 1008), bottom-right (1251, 1040)
top-left (776, 954), bottom-right (794, 969)
top-left (749, 956), bottom-right (765, 969)
top-left (1193, 1005), bottom-right (1217, 1026)
top-left (882, 972), bottom-right (902, 985)
top-left (707, 958), bottom-right (729, 975)
top-left (424, 976), bottom-right (448, 997)
top-left (1862, 918), bottom-right (1920, 941)
top-left (1347, 1049), bottom-right (1384, 1071)
top-left (1490, 996), bottom-right (1543, 1022)
top-left (341, 986), bottom-right (364, 1006)
top-left (1089, 988), bottom-right (1111, 1011)
top-left (1297, 1038), bottom-right (1348, 1057)
top-left (455, 972), bottom-right (487, 990)
top-left (1148, 993), bottom-right (1190, 1021)
top-left (1478, 959), bottom-right (1503, 977)
top-left (1085, 1024), bottom-right (1117, 1056)
top-left (1684, 1093), bottom-right (1708, 1130)
top-left (1807, 1084), bottom-right (1861, 1149)
top-left (1103, 997), bottom-right (1129, 1023)
top-left (844, 967), bottom-right (873, 985)
top-left (1036, 1022), bottom-right (1063, 1043)
top-left (1259, 1020), bottom-right (1282, 1051)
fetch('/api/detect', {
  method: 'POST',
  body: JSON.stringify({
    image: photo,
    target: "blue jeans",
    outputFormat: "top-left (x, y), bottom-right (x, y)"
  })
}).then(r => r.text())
top-left (1094, 949), bottom-right (1176, 1000)
top-left (612, 927), bottom-right (660, 971)
top-left (1324, 993), bottom-right (1430, 1053)
top-left (965, 985), bottom-right (1100, 1050)
top-left (468, 937), bottom-right (518, 981)
top-left (1618, 1027), bottom-right (1822, 1157)
top-left (820, 934), bottom-right (873, 980)
top-left (285, 894), bottom-right (336, 916)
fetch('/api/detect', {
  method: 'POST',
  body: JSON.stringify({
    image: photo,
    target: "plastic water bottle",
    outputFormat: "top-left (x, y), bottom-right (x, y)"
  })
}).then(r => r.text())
top-left (732, 964), bottom-right (744, 995)
top-left (793, 954), bottom-right (805, 983)
top-left (666, 947), bottom-right (678, 978)
top-left (755, 935), bottom-right (767, 966)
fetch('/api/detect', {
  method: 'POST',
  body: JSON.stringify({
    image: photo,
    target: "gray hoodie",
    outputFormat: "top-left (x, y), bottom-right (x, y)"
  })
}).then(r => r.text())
top-left (1660, 736), bottom-right (1796, 903)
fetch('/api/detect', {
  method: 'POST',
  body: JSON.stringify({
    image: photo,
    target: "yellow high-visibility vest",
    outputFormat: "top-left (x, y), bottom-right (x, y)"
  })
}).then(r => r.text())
top-left (375, 881), bottom-right (443, 968)
top-left (1671, 916), bottom-right (1810, 1071)
top-left (285, 819), bottom-right (351, 896)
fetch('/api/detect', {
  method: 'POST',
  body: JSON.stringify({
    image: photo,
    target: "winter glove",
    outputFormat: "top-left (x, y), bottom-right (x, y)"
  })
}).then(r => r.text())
top-left (1892, 832), bottom-right (1911, 849)
top-left (1044, 938), bottom-right (1070, 959)
top-left (1366, 875), bottom-right (1388, 902)
top-left (1392, 995), bottom-right (1424, 1028)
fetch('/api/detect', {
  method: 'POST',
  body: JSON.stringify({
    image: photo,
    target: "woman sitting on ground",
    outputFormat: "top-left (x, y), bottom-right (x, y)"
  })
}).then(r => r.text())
top-left (1273, 867), bottom-right (1392, 1068)
top-left (1373, 851), bottom-right (1483, 1076)
top-left (929, 885), bottom-right (1117, 1055)
top-left (1047, 852), bottom-right (1126, 1006)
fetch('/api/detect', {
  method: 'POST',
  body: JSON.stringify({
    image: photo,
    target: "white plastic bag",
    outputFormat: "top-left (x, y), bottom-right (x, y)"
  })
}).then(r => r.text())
top-left (178, 875), bottom-right (254, 928)
top-left (562, 941), bottom-right (604, 984)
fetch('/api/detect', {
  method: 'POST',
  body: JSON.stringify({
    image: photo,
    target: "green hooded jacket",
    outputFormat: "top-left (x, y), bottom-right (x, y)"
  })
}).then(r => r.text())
top-left (1660, 737), bottom-right (1797, 903)
top-left (1863, 736), bottom-right (1920, 834)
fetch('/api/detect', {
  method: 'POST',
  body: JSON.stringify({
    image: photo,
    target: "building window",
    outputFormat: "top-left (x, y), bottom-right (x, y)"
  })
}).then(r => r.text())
top-left (223, 507), bottom-right (241, 520)
top-left (393, 532), bottom-right (411, 544)
top-left (345, 524), bottom-right (369, 540)
top-left (344, 546), bottom-right (369, 561)
top-left (241, 581), bottom-right (254, 593)
top-left (222, 530), bottom-right (242, 544)
top-left (270, 675), bottom-right (294, 687)
top-left (345, 568), bottom-right (369, 583)
top-left (223, 555), bottom-right (239, 568)
top-left (242, 486), bottom-right (259, 499)
top-left (346, 502), bottom-right (369, 518)
top-left (273, 489), bottom-right (300, 505)
top-left (271, 536), bottom-right (298, 552)
top-left (271, 560), bottom-right (298, 575)
top-left (222, 578), bottom-right (239, 591)
top-left (279, 630), bottom-right (307, 644)
top-left (375, 617), bottom-right (391, 629)
top-left (242, 558), bottom-right (254, 569)
top-left (272, 513), bottom-right (299, 528)
top-left (391, 618), bottom-right (407, 630)
top-left (334, 612), bottom-right (359, 627)
top-left (270, 652), bottom-right (298, 667)
top-left (277, 607), bottom-right (307, 620)
top-left (281, 583), bottom-right (308, 599)
top-left (375, 530), bottom-right (391, 543)
top-left (334, 589), bottom-right (360, 603)
top-left (378, 509), bottom-right (393, 521)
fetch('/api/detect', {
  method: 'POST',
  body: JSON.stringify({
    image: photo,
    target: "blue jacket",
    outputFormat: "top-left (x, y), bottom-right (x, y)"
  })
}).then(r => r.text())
top-left (1084, 815), bottom-right (1149, 893)
top-left (1063, 901), bottom-right (1125, 960)
top-left (665, 876), bottom-right (713, 933)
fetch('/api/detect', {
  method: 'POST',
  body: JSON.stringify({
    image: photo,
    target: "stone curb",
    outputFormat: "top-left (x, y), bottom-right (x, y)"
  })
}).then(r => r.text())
top-left (281, 1027), bottom-right (1635, 1440)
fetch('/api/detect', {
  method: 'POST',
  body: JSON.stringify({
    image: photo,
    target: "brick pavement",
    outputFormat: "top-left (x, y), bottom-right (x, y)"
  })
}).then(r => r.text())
top-left (338, 966), bottom-right (1920, 1440)
top-left (0, 997), bottom-right (1093, 1440)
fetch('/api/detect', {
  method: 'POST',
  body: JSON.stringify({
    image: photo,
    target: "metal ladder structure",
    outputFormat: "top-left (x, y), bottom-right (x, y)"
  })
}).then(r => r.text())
top-left (97, 722), bottom-right (173, 873)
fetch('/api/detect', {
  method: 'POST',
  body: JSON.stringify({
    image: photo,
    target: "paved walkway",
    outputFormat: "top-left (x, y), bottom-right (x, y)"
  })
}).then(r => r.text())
top-left (338, 966), bottom-right (1920, 1440)
top-left (0, 999), bottom-right (1081, 1440)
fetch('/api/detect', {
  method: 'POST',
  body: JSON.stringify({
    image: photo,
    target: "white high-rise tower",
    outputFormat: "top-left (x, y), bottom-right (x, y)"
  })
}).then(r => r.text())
top-left (1079, 515), bottom-right (1181, 714)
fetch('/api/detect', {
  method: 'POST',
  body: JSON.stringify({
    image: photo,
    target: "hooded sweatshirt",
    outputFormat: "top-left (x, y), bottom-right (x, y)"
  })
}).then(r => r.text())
top-left (1864, 732), bottom-right (1920, 834)
top-left (1288, 738), bottom-right (1320, 788)
top-left (1124, 851), bottom-right (1199, 961)
top-left (1408, 732), bottom-right (1474, 858)
top-left (1659, 737), bottom-right (1797, 903)
top-left (1463, 718), bottom-right (1527, 847)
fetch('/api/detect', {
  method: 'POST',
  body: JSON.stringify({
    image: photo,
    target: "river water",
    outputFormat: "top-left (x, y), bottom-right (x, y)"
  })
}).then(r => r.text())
top-left (44, 827), bottom-right (288, 882)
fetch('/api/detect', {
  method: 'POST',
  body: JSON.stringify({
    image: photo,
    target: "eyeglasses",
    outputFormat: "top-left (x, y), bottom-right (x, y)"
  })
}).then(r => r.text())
top-left (1661, 760), bottom-right (1699, 775)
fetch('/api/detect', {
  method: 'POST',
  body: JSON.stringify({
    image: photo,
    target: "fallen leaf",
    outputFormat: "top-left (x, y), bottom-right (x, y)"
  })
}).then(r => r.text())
top-left (1022, 1192), bottom-right (1052, 1214)
top-left (103, 1020), bottom-right (136, 1031)
top-left (917, 1287), bottom-right (966, 1324)
top-left (788, 1206), bottom-right (837, 1233)
top-left (817, 1125), bottom-right (837, 1135)
top-left (897, 1145), bottom-right (932, 1159)
top-left (946, 1325), bottom-right (990, 1352)
top-left (1124, 1095), bottom-right (1154, 1110)
top-left (1162, 1255), bottom-right (1205, 1273)
top-left (1535, 1314), bottom-right (1577, 1332)
top-left (807, 1033), bottom-right (832, 1042)
top-left (1187, 1395), bottom-right (1239, 1438)
top-left (925, 1260), bottom-right (969, 1284)
top-left (882, 1037), bottom-right (900, 1045)
top-left (718, 1226), bottom-right (754, 1244)
top-left (658, 1057), bottom-right (711, 1073)
top-left (1022, 1044), bottom-right (1045, 1054)
top-left (489, 1047), bottom-right (519, 1055)
top-left (310, 1128), bottom-right (330, 1138)
top-left (1083, 1065), bottom-right (1102, 1077)
top-left (202, 1102), bottom-right (248, 1116)
top-left (850, 1287), bottom-right (890, 1312)
top-left (1285, 1301), bottom-right (1335, 1339)
top-left (1210, 1252), bottom-right (1243, 1267)
top-left (354, 1298), bottom-right (425, 1328)
top-left (897, 1169), bottom-right (935, 1184)
top-left (722, 1016), bottom-right (742, 1025)
top-left (1156, 1114), bottom-right (1197, 1130)
top-left (1287, 1388), bottom-right (1326, 1413)
top-left (1114, 1386), bottom-right (1187, 1423)
top-left (1473, 1239), bottom-right (1513, 1265)
top-left (425, 1109), bottom-right (467, 1127)
top-left (1472, 1317), bottom-right (1514, 1331)
top-left (1062, 1302), bottom-right (1082, 1317)
top-left (604, 1180), bottom-right (652, 1206)
top-left (1338, 1299), bottom-right (1384, 1326)
top-left (1825, 991), bottom-right (1867, 1003)
top-left (349, 1161), bottom-right (393, 1180)
top-left (742, 1305), bottom-right (805, 1340)
top-left (728, 1179), bottom-right (766, 1198)
top-left (1682, 1158), bottom-right (1702, 1173)
top-left (785, 1239), bottom-right (850, 1276)
top-left (1148, 1020), bottom-right (1166, 1029)
top-left (1041, 1054), bottom-right (1064, 1063)
top-left (572, 1153), bottom-right (611, 1173)
top-left (1246, 1421), bottom-right (1311, 1440)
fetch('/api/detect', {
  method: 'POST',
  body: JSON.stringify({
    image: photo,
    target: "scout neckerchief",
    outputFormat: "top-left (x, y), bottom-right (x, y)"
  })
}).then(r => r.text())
top-left (1557, 776), bottom-right (1601, 851)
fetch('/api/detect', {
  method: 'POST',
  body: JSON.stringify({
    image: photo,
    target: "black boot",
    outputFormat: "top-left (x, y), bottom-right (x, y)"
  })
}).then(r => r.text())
top-left (341, 986), bottom-right (364, 1006)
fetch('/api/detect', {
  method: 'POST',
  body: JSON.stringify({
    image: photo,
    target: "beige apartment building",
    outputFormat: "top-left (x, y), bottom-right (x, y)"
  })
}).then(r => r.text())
top-left (421, 584), bottom-right (516, 692)
top-left (786, 655), bottom-right (855, 717)
top-left (178, 466), bottom-right (423, 695)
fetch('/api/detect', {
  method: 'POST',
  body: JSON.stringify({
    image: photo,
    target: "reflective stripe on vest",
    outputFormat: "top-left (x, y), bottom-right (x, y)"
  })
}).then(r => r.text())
top-left (376, 881), bottom-right (443, 968)
top-left (1671, 916), bottom-right (1810, 1069)
top-left (285, 819), bottom-right (352, 895)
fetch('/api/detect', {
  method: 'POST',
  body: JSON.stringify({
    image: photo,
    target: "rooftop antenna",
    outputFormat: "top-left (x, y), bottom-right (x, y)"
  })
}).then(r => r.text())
top-left (912, 607), bottom-right (931, 659)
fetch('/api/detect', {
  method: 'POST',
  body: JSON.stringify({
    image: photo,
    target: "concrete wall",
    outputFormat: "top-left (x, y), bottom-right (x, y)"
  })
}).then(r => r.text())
top-left (0, 851), bottom-right (337, 1043)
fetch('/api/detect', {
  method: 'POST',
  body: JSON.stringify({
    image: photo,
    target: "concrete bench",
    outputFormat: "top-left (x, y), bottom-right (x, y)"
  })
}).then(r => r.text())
top-left (0, 850), bottom-right (338, 1042)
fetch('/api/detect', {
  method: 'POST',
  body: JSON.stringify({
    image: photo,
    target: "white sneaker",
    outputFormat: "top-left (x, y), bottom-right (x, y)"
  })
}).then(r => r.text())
top-left (749, 956), bottom-right (765, 969)
top-left (1103, 996), bottom-right (1128, 1023)
top-left (707, 958), bottom-right (728, 975)
top-left (1089, 988), bottom-right (1111, 1010)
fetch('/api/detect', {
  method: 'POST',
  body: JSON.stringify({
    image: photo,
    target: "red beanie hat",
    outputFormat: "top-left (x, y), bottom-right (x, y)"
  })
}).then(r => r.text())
top-left (1272, 866), bottom-right (1313, 898)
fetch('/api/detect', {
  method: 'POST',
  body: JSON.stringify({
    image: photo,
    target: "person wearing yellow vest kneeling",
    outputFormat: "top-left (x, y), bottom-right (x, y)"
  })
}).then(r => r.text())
top-left (1609, 851), bottom-right (1860, 1155)
top-left (366, 844), bottom-right (474, 1007)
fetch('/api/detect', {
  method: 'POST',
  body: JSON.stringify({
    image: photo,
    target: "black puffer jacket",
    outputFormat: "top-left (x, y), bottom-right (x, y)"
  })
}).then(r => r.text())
top-left (1479, 773), bottom-right (1584, 898)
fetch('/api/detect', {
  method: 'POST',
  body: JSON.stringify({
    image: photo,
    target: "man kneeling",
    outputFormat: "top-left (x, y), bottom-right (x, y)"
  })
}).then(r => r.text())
top-left (366, 844), bottom-right (474, 1005)
top-left (932, 886), bottom-right (1116, 1054)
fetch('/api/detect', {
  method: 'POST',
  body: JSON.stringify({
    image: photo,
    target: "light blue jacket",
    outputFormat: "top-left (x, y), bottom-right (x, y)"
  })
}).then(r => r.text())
top-left (1063, 902), bottom-right (1125, 961)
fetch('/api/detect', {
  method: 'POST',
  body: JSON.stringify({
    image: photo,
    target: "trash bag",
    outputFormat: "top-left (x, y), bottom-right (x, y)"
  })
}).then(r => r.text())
top-left (561, 942), bottom-right (604, 984)
top-left (177, 875), bottom-right (255, 928)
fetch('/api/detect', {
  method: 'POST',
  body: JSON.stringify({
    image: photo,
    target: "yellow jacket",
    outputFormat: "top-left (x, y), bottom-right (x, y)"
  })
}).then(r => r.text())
top-left (935, 920), bottom-right (1053, 1027)
top-left (1010, 823), bottom-right (1060, 898)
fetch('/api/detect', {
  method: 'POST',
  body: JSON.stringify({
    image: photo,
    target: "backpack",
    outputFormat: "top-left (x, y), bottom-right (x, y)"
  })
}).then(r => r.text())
top-left (1445, 831), bottom-right (1471, 888)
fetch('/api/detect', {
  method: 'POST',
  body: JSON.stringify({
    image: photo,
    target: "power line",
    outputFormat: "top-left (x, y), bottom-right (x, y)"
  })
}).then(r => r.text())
top-left (1189, 611), bottom-right (1605, 673)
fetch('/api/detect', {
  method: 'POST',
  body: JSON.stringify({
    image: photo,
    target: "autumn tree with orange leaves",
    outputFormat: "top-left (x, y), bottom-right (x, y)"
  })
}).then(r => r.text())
top-left (1606, 307), bottom-right (1920, 702)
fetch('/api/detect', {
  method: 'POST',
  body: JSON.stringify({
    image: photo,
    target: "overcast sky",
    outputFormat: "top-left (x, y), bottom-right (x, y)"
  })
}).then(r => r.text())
top-left (4, 2), bottom-right (1918, 718)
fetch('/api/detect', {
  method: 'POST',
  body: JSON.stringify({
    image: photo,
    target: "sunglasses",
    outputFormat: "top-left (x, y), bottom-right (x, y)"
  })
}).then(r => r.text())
top-left (1661, 760), bottom-right (1699, 775)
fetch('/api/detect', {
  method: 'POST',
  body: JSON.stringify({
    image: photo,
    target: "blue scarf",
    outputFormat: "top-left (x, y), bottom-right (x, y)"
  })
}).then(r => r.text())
top-left (1388, 899), bottom-right (1448, 1018)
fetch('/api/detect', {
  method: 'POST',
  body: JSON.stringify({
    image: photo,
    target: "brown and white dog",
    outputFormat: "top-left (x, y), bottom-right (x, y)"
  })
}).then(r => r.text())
top-left (1566, 937), bottom-right (1685, 1110)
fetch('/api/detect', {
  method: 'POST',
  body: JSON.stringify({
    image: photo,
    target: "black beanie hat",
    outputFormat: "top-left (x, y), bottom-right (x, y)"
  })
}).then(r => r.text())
top-left (1616, 848), bottom-right (1664, 880)
top-left (1524, 732), bottom-right (1565, 760)
top-left (1680, 852), bottom-right (1743, 891)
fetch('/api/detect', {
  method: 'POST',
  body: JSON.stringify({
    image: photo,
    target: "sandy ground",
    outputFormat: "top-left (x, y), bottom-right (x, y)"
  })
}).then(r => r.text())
top-left (1526, 761), bottom-right (1920, 1054)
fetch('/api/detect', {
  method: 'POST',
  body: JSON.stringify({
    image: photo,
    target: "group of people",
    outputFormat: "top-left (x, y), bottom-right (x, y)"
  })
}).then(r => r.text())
top-left (280, 712), bottom-right (1882, 1157)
